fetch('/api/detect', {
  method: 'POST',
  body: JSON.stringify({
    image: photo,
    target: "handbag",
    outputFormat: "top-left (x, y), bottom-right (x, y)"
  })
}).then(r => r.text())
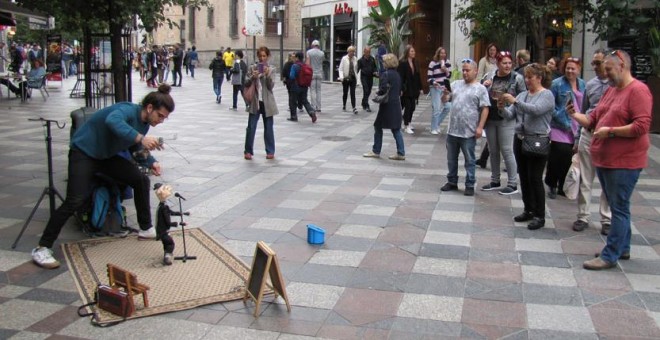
top-left (521, 134), bottom-right (550, 157)
top-left (563, 153), bottom-right (580, 200)
top-left (243, 79), bottom-right (256, 103)
top-left (372, 73), bottom-right (390, 104)
top-left (520, 92), bottom-right (550, 157)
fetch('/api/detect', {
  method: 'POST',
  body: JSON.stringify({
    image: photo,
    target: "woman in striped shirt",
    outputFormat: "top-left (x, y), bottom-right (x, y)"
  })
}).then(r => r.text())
top-left (427, 47), bottom-right (452, 135)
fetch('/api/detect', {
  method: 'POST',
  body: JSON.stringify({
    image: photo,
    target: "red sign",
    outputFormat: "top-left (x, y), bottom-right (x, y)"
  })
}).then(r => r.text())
top-left (334, 2), bottom-right (353, 16)
top-left (242, 26), bottom-right (248, 36)
top-left (367, 0), bottom-right (379, 7)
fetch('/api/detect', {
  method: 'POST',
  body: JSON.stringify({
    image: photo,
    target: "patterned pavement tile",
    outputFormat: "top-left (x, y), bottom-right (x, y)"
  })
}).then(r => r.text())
top-left (285, 282), bottom-right (344, 310)
top-left (467, 261), bottom-right (521, 283)
top-left (523, 283), bottom-right (583, 306)
top-left (397, 293), bottom-right (463, 322)
top-left (515, 238), bottom-right (563, 254)
top-left (521, 265), bottom-right (578, 287)
top-left (527, 304), bottom-right (595, 333)
top-left (462, 298), bottom-right (526, 328)
top-left (334, 224), bottom-right (383, 239)
top-left (589, 307), bottom-right (660, 337)
top-left (423, 230), bottom-right (471, 247)
top-left (308, 249), bottom-right (366, 268)
top-left (518, 251), bottom-right (571, 268)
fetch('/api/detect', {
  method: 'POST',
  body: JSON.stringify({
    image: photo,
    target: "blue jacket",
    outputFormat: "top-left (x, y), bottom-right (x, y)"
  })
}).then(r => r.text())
top-left (550, 76), bottom-right (585, 131)
top-left (71, 102), bottom-right (155, 166)
top-left (289, 62), bottom-right (304, 91)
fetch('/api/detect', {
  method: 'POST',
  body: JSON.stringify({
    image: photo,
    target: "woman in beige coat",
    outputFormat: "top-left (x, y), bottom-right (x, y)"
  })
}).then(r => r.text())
top-left (244, 46), bottom-right (279, 160)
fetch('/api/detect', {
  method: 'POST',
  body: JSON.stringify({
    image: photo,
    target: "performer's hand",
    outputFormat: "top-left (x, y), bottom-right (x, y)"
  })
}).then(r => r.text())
top-left (142, 136), bottom-right (163, 151)
top-left (151, 162), bottom-right (162, 176)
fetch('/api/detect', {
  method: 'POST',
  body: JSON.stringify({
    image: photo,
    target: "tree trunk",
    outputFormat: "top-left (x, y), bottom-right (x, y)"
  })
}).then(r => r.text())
top-left (110, 21), bottom-right (127, 103)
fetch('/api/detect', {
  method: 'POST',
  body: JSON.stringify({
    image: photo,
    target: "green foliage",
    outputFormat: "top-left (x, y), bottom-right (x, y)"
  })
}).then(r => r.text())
top-left (358, 0), bottom-right (424, 57)
top-left (577, 0), bottom-right (659, 44)
top-left (454, 0), bottom-right (566, 61)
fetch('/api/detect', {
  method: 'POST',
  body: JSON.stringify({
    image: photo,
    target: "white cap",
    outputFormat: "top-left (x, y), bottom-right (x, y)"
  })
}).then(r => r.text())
top-left (311, 40), bottom-right (320, 47)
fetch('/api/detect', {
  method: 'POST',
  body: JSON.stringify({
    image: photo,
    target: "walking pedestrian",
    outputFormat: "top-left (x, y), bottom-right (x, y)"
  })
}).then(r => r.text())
top-left (209, 51), bottom-right (226, 103)
top-left (357, 46), bottom-right (378, 113)
top-left (288, 51), bottom-right (317, 123)
top-left (188, 46), bottom-right (198, 78)
top-left (171, 43), bottom-right (184, 87)
top-left (398, 45), bottom-right (423, 134)
top-left (338, 46), bottom-right (358, 114)
top-left (306, 40), bottom-right (325, 113)
top-left (362, 53), bottom-right (405, 161)
top-left (230, 50), bottom-right (248, 110)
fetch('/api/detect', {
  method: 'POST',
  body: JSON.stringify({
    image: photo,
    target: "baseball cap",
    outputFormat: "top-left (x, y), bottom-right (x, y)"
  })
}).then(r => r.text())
top-left (312, 40), bottom-right (320, 47)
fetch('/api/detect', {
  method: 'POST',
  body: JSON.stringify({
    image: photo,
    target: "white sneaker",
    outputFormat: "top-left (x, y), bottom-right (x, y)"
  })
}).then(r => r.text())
top-left (405, 127), bottom-right (414, 134)
top-left (138, 227), bottom-right (157, 240)
top-left (163, 253), bottom-right (173, 265)
top-left (431, 129), bottom-right (439, 135)
top-left (32, 247), bottom-right (60, 269)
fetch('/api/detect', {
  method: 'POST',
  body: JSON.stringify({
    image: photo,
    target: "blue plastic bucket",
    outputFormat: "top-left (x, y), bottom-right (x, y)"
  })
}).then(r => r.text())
top-left (307, 224), bottom-right (325, 244)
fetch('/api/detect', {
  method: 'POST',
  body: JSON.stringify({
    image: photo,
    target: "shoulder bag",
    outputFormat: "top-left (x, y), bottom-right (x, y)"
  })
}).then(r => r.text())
top-left (372, 72), bottom-right (390, 104)
top-left (243, 78), bottom-right (256, 103)
top-left (520, 93), bottom-right (551, 157)
top-left (77, 284), bottom-right (134, 327)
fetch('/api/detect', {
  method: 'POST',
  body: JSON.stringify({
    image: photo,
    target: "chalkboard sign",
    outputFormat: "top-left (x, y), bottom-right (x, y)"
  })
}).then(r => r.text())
top-left (609, 36), bottom-right (654, 82)
top-left (243, 241), bottom-right (291, 317)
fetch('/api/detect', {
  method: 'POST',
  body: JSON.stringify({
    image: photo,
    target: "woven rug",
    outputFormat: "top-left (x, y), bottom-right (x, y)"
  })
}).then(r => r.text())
top-left (63, 228), bottom-right (259, 324)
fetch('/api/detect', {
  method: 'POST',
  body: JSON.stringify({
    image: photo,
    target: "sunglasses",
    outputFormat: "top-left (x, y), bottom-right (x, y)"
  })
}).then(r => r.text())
top-left (567, 57), bottom-right (580, 63)
top-left (610, 50), bottom-right (625, 64)
top-left (498, 51), bottom-right (511, 57)
top-left (461, 58), bottom-right (474, 63)
top-left (590, 60), bottom-right (603, 66)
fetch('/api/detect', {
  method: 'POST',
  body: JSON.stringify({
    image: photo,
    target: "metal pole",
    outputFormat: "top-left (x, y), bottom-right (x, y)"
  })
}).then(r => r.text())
top-left (279, 0), bottom-right (284, 72)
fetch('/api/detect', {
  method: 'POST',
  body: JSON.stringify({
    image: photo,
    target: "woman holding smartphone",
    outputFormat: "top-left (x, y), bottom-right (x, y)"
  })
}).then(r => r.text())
top-left (243, 46), bottom-right (278, 160)
top-left (546, 57), bottom-right (585, 199)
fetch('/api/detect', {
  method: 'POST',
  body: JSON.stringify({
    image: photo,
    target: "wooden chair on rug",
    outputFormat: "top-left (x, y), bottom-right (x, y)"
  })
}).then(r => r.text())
top-left (107, 263), bottom-right (150, 308)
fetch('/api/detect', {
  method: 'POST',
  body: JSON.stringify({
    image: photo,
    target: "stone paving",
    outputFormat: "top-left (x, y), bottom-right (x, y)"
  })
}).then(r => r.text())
top-left (1, 68), bottom-right (660, 339)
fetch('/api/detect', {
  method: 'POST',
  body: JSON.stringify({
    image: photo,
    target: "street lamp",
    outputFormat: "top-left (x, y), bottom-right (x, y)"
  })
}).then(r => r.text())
top-left (272, 1), bottom-right (286, 71)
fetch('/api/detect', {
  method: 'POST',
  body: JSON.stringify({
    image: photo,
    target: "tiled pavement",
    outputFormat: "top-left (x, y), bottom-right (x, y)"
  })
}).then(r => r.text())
top-left (1, 69), bottom-right (660, 339)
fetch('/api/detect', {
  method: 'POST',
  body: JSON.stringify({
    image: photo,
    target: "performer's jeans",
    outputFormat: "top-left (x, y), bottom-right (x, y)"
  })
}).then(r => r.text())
top-left (446, 135), bottom-right (476, 188)
top-left (372, 127), bottom-right (405, 156)
top-left (39, 148), bottom-right (152, 248)
top-left (577, 129), bottom-right (611, 223)
top-left (597, 168), bottom-right (640, 263)
top-left (244, 101), bottom-right (275, 155)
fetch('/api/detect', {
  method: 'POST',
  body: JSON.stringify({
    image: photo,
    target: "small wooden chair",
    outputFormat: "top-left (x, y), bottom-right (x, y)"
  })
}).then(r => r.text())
top-left (107, 263), bottom-right (150, 308)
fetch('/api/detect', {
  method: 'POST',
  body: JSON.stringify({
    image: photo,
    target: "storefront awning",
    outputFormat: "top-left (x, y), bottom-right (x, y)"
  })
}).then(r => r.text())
top-left (0, 0), bottom-right (49, 26)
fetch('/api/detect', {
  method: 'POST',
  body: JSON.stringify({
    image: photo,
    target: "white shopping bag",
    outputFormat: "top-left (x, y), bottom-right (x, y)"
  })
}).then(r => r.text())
top-left (563, 154), bottom-right (580, 200)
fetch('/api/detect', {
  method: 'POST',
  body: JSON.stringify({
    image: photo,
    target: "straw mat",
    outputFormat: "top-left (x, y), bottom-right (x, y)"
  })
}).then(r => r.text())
top-left (63, 228), bottom-right (256, 324)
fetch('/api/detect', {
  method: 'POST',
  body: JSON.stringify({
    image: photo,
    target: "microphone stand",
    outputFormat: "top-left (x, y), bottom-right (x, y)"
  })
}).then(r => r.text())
top-left (174, 195), bottom-right (196, 262)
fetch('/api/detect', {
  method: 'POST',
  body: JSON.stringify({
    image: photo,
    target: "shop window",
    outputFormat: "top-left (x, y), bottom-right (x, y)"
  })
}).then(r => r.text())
top-left (265, 0), bottom-right (287, 37)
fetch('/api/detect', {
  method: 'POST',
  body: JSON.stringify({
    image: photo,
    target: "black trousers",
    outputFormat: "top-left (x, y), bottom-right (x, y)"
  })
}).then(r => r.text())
top-left (171, 66), bottom-right (182, 86)
top-left (514, 138), bottom-right (547, 218)
top-left (289, 87), bottom-right (313, 118)
top-left (545, 141), bottom-right (574, 191)
top-left (401, 96), bottom-right (417, 126)
top-left (342, 78), bottom-right (356, 108)
top-left (39, 148), bottom-right (152, 248)
top-left (360, 75), bottom-right (373, 109)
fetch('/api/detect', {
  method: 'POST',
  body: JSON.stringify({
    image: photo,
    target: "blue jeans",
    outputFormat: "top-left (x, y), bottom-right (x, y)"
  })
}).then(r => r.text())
top-left (597, 168), bottom-right (641, 263)
top-left (213, 76), bottom-right (224, 97)
top-left (244, 102), bottom-right (275, 155)
top-left (189, 63), bottom-right (196, 78)
top-left (446, 135), bottom-right (477, 188)
top-left (372, 127), bottom-right (405, 156)
top-left (430, 87), bottom-right (451, 132)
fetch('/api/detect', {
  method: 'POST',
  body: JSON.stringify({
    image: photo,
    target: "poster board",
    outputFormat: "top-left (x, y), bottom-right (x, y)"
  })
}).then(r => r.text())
top-left (243, 241), bottom-right (291, 317)
top-left (244, 0), bottom-right (265, 36)
top-left (46, 34), bottom-right (62, 82)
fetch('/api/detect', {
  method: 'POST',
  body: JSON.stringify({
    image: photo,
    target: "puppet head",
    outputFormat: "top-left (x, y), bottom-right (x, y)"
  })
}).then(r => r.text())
top-left (153, 183), bottom-right (172, 202)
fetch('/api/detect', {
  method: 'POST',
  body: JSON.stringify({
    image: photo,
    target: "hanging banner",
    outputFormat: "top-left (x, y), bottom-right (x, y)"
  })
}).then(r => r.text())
top-left (46, 34), bottom-right (62, 81)
top-left (244, 0), bottom-right (265, 36)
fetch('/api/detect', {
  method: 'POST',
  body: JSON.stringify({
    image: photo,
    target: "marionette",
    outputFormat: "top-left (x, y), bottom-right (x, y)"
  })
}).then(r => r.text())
top-left (153, 183), bottom-right (179, 265)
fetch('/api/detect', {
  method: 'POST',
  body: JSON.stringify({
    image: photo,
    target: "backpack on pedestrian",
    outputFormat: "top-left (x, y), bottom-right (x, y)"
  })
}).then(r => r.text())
top-left (296, 62), bottom-right (313, 87)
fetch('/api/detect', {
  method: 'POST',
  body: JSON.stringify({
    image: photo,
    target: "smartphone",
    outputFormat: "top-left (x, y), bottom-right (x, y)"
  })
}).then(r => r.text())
top-left (443, 78), bottom-right (452, 92)
top-left (565, 91), bottom-right (573, 107)
top-left (257, 63), bottom-right (265, 74)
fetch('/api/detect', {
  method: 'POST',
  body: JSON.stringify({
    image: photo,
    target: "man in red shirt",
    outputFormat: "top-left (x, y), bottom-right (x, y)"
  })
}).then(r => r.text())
top-left (568, 50), bottom-right (652, 270)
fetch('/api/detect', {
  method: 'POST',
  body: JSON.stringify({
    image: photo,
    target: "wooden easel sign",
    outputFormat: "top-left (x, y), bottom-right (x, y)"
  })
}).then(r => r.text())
top-left (243, 241), bottom-right (291, 317)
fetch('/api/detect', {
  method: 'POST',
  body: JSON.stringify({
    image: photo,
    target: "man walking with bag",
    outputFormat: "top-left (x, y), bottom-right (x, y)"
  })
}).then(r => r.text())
top-left (357, 46), bottom-right (378, 112)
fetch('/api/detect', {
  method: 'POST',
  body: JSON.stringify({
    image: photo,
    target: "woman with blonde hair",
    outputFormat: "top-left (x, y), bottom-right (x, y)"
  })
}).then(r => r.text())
top-left (427, 47), bottom-right (452, 134)
top-left (338, 46), bottom-right (359, 113)
top-left (363, 53), bottom-right (405, 160)
top-left (477, 43), bottom-right (498, 80)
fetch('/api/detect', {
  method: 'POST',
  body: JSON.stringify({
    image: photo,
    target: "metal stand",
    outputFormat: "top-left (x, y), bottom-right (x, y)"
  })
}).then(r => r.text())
top-left (12, 118), bottom-right (66, 249)
top-left (174, 195), bottom-right (196, 262)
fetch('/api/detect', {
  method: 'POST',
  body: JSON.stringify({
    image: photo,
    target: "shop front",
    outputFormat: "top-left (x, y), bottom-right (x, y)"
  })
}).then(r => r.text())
top-left (301, 0), bottom-right (360, 82)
